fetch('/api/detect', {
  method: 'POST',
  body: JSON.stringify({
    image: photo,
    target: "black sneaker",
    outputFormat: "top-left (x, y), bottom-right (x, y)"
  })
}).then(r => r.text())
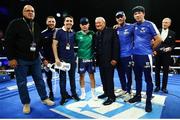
top-left (49, 92), bottom-right (54, 101)
top-left (60, 98), bottom-right (68, 105)
top-left (154, 87), bottom-right (160, 92)
top-left (66, 94), bottom-right (72, 99)
top-left (145, 101), bottom-right (152, 112)
top-left (162, 88), bottom-right (168, 94)
top-left (128, 94), bottom-right (141, 103)
top-left (72, 94), bottom-right (80, 101)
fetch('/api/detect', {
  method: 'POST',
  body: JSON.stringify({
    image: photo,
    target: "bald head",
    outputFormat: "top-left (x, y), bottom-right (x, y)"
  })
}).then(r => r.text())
top-left (22, 5), bottom-right (35, 20)
top-left (162, 17), bottom-right (171, 30)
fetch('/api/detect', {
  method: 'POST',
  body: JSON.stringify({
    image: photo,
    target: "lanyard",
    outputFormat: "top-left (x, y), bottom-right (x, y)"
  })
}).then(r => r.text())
top-left (66, 31), bottom-right (70, 44)
top-left (23, 18), bottom-right (35, 42)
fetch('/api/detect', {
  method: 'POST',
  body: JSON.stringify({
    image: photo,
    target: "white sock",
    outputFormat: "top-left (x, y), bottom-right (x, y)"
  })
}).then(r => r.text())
top-left (81, 87), bottom-right (85, 95)
top-left (91, 88), bottom-right (98, 100)
top-left (80, 87), bottom-right (86, 99)
top-left (91, 88), bottom-right (95, 96)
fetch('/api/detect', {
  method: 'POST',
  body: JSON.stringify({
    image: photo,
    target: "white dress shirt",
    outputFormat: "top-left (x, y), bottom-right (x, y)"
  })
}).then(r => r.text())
top-left (160, 29), bottom-right (172, 52)
top-left (161, 29), bottom-right (169, 41)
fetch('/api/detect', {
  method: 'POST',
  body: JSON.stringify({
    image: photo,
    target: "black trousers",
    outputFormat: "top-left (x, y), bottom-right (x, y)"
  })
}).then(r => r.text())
top-left (116, 56), bottom-right (132, 93)
top-left (155, 52), bottom-right (171, 89)
top-left (44, 70), bottom-right (53, 92)
top-left (99, 65), bottom-right (115, 99)
top-left (59, 61), bottom-right (77, 98)
top-left (133, 55), bottom-right (153, 101)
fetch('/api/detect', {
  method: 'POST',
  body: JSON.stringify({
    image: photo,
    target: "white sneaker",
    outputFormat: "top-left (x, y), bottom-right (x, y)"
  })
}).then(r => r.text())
top-left (23, 104), bottom-right (30, 114)
top-left (115, 90), bottom-right (127, 97)
top-left (114, 88), bottom-right (122, 93)
top-left (123, 93), bottom-right (132, 102)
top-left (91, 94), bottom-right (98, 101)
top-left (42, 98), bottom-right (55, 106)
top-left (79, 94), bottom-right (86, 100)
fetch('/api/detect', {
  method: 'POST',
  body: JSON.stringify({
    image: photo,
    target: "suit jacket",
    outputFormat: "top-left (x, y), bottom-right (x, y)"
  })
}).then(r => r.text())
top-left (94, 27), bottom-right (120, 67)
top-left (157, 28), bottom-right (176, 53)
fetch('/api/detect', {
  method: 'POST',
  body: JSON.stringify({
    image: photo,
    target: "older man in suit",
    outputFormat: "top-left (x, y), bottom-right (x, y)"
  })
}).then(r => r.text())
top-left (154, 18), bottom-right (176, 93)
top-left (94, 17), bottom-right (119, 105)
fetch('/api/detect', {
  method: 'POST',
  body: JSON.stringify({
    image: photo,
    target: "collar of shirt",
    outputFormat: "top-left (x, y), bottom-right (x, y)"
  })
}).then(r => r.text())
top-left (161, 29), bottom-right (169, 41)
top-left (162, 28), bottom-right (169, 33)
top-left (62, 26), bottom-right (73, 32)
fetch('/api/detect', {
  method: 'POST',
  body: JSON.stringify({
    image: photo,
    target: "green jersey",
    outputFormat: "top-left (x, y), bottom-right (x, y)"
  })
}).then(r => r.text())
top-left (75, 30), bottom-right (95, 59)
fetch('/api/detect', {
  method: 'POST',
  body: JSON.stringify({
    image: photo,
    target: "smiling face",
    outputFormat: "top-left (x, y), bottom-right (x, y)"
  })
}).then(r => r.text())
top-left (116, 15), bottom-right (126, 26)
top-left (95, 17), bottom-right (106, 31)
top-left (22, 5), bottom-right (35, 20)
top-left (64, 16), bottom-right (74, 30)
top-left (46, 17), bottom-right (56, 29)
top-left (133, 11), bottom-right (145, 23)
top-left (162, 18), bottom-right (171, 30)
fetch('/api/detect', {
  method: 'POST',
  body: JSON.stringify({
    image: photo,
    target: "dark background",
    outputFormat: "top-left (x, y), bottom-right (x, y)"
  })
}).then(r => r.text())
top-left (0, 0), bottom-right (179, 73)
top-left (0, 0), bottom-right (179, 39)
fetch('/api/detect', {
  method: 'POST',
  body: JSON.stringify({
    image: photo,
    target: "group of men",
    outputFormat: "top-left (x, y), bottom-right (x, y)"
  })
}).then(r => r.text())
top-left (5, 4), bottom-right (175, 114)
top-left (113, 6), bottom-right (175, 112)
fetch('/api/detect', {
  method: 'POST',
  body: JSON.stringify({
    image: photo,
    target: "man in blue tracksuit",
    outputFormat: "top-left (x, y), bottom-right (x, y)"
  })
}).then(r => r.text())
top-left (128, 6), bottom-right (162, 112)
top-left (114, 11), bottom-right (134, 102)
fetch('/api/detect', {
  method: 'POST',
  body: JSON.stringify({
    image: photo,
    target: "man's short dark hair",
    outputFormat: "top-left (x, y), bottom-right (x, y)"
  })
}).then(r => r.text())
top-left (63, 15), bottom-right (74, 22)
top-left (132, 6), bottom-right (145, 14)
top-left (46, 16), bottom-right (55, 20)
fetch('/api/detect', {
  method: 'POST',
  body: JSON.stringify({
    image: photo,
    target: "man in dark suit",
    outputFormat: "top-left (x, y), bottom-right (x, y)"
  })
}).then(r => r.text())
top-left (154, 18), bottom-right (176, 93)
top-left (94, 17), bottom-right (119, 105)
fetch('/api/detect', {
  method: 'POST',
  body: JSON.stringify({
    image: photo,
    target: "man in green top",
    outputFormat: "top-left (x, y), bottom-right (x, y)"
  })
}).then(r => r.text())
top-left (75, 17), bottom-right (97, 100)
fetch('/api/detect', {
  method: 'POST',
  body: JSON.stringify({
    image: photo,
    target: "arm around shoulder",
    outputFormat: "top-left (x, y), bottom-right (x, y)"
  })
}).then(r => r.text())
top-left (152, 34), bottom-right (162, 50)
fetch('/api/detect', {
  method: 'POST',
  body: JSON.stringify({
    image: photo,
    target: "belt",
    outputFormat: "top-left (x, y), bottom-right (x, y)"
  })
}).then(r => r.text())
top-left (82, 59), bottom-right (93, 62)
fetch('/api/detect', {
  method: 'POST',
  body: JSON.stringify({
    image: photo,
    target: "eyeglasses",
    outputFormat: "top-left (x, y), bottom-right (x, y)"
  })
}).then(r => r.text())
top-left (116, 15), bottom-right (124, 19)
